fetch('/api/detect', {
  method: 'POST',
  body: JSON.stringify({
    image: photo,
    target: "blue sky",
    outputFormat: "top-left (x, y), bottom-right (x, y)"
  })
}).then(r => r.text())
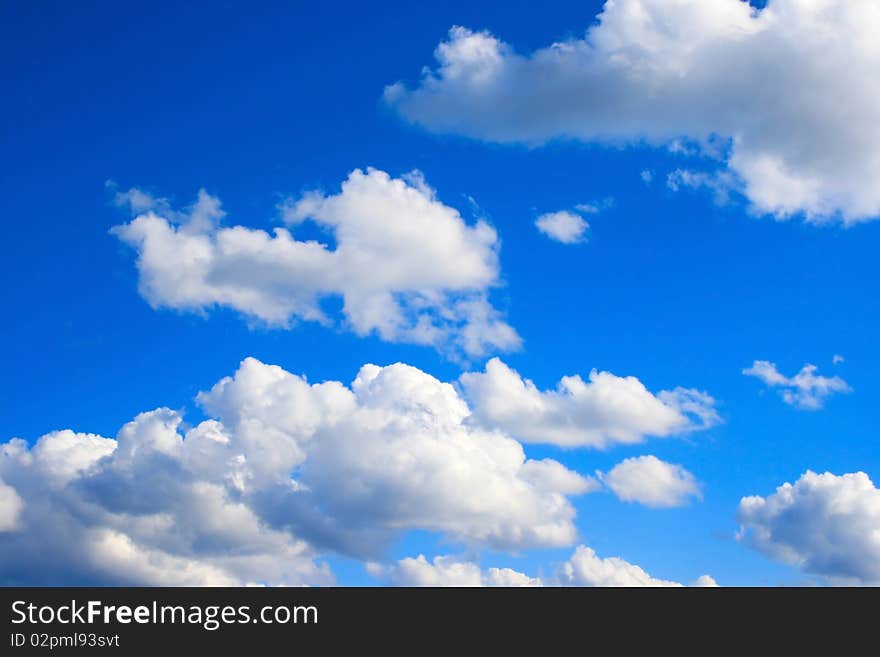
top-left (2, 0), bottom-right (878, 586)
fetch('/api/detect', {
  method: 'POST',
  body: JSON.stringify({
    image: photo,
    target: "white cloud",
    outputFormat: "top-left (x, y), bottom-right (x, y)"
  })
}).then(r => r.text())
top-left (209, 358), bottom-right (593, 551)
top-left (112, 168), bottom-right (520, 357)
top-left (86, 529), bottom-right (243, 587)
top-left (575, 198), bottom-right (614, 214)
top-left (738, 471), bottom-right (880, 585)
top-left (484, 567), bottom-right (544, 588)
top-left (371, 545), bottom-right (716, 587)
top-left (30, 429), bottom-right (116, 485)
top-left (0, 357), bottom-right (595, 584)
top-left (667, 168), bottom-right (736, 205)
top-left (367, 554), bottom-right (542, 587)
top-left (557, 546), bottom-right (679, 586)
top-left (367, 555), bottom-right (484, 586)
top-left (0, 479), bottom-right (23, 532)
top-left (833, 354), bottom-right (845, 365)
top-left (640, 169), bottom-right (653, 184)
top-left (574, 203), bottom-right (598, 215)
top-left (692, 574), bottom-right (720, 587)
top-left (521, 459), bottom-right (601, 496)
top-left (535, 210), bottom-right (589, 244)
top-left (386, 1), bottom-right (880, 223)
top-left (743, 360), bottom-right (851, 409)
top-left (459, 358), bottom-right (718, 448)
top-left (558, 546), bottom-right (714, 587)
top-left (600, 455), bottom-right (701, 508)
top-left (0, 426), bottom-right (330, 586)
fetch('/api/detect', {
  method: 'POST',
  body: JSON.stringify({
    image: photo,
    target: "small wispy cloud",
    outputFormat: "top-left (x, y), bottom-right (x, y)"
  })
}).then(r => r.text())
top-left (743, 360), bottom-right (852, 410)
top-left (667, 168), bottom-right (738, 205)
top-left (535, 198), bottom-right (612, 244)
top-left (535, 210), bottom-right (589, 244)
top-left (574, 197), bottom-right (614, 214)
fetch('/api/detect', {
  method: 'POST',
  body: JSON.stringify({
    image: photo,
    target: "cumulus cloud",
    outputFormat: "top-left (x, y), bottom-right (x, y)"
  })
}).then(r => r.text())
top-left (600, 455), bottom-right (701, 508)
top-left (111, 168), bottom-right (520, 357)
top-left (367, 554), bottom-right (542, 587)
top-left (385, 0), bottom-right (880, 223)
top-left (204, 359), bottom-right (593, 551)
top-left (738, 471), bottom-right (880, 584)
top-left (743, 360), bottom-right (851, 409)
top-left (0, 425), bottom-right (330, 586)
top-left (0, 479), bottom-right (23, 532)
top-left (459, 358), bottom-right (718, 448)
top-left (535, 210), bottom-right (589, 244)
top-left (557, 546), bottom-right (715, 587)
top-left (0, 358), bottom-right (595, 585)
top-left (371, 546), bottom-right (716, 587)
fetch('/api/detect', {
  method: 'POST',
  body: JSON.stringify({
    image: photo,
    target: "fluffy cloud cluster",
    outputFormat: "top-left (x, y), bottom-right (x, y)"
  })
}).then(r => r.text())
top-left (459, 358), bottom-right (718, 448)
top-left (743, 360), bottom-right (851, 409)
top-left (738, 471), bottom-right (880, 584)
top-left (0, 423), bottom-right (329, 586)
top-left (368, 554), bottom-right (542, 587)
top-left (558, 546), bottom-right (717, 587)
top-left (386, 0), bottom-right (880, 222)
top-left (535, 210), bottom-right (588, 244)
top-left (111, 168), bottom-right (520, 357)
top-left (600, 455), bottom-right (701, 508)
top-left (0, 358), bottom-right (599, 585)
top-left (371, 546), bottom-right (717, 587)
